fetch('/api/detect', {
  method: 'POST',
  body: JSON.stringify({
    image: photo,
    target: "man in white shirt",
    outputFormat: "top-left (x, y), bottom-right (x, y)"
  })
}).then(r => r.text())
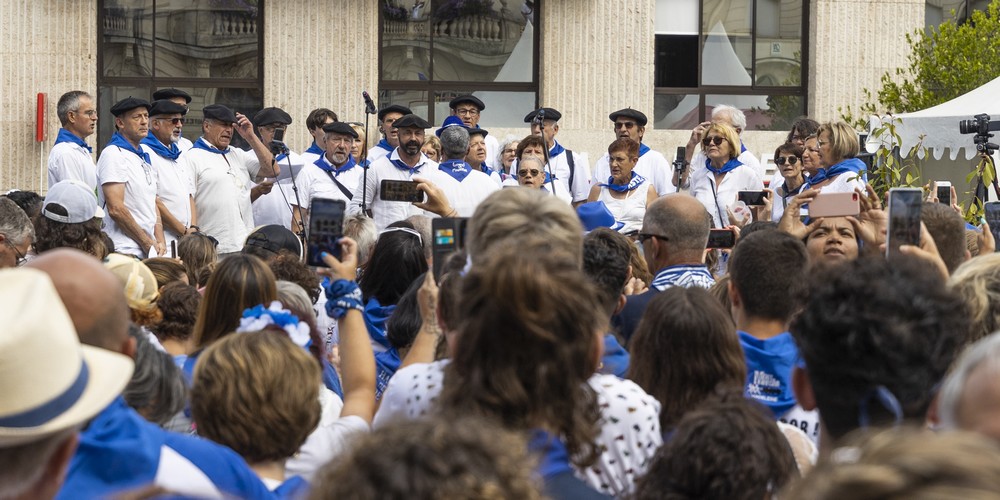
top-left (436, 122), bottom-right (500, 216)
top-left (98, 97), bottom-right (164, 258)
top-left (293, 122), bottom-right (364, 230)
top-left (449, 95), bottom-right (499, 170)
top-left (367, 105), bottom-right (411, 163)
top-left (465, 128), bottom-right (503, 186)
top-left (48, 91), bottom-right (99, 191)
top-left (301, 108), bottom-right (338, 166)
top-left (591, 108), bottom-right (670, 196)
top-left (181, 104), bottom-right (277, 255)
top-left (152, 88), bottom-right (194, 151)
top-left (679, 104), bottom-right (764, 182)
top-left (250, 107), bottom-right (301, 230)
top-left (349, 114), bottom-right (449, 231)
top-left (523, 107), bottom-right (592, 205)
top-left (140, 99), bottom-right (196, 252)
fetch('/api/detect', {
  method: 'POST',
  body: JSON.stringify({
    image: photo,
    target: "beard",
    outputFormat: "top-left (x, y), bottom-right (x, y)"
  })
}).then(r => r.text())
top-left (402, 140), bottom-right (421, 155)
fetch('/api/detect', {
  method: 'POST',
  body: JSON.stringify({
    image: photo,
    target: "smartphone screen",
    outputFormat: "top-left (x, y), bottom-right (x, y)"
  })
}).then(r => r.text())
top-left (380, 180), bottom-right (425, 203)
top-left (432, 217), bottom-right (468, 279)
top-left (985, 202), bottom-right (1000, 249)
top-left (936, 182), bottom-right (951, 205)
top-left (306, 197), bottom-right (345, 267)
top-left (707, 229), bottom-right (736, 249)
top-left (885, 188), bottom-right (923, 257)
top-left (272, 127), bottom-right (286, 143)
top-left (738, 191), bottom-right (768, 206)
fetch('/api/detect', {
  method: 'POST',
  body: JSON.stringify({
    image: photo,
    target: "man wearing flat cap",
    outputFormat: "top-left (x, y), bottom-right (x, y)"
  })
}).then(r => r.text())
top-left (179, 104), bottom-right (277, 254)
top-left (368, 104), bottom-right (411, 163)
top-left (349, 114), bottom-right (451, 230)
top-left (98, 97), bottom-right (165, 258)
top-left (292, 121), bottom-right (364, 232)
top-left (591, 108), bottom-right (669, 197)
top-left (250, 107), bottom-right (301, 230)
top-left (152, 88), bottom-right (194, 151)
top-left (140, 99), bottom-right (197, 251)
top-left (449, 94), bottom-right (500, 170)
top-left (523, 107), bottom-right (592, 206)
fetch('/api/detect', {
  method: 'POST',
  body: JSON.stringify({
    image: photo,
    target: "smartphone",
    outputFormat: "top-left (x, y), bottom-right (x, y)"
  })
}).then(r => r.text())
top-left (738, 190), bottom-right (769, 206)
top-left (985, 202), bottom-right (1000, 249)
top-left (707, 228), bottom-right (736, 249)
top-left (272, 126), bottom-right (286, 143)
top-left (380, 179), bottom-right (425, 203)
top-left (306, 197), bottom-right (346, 267)
top-left (432, 217), bottom-right (468, 280)
top-left (936, 181), bottom-right (952, 205)
top-left (809, 192), bottom-right (860, 218)
top-left (885, 188), bottom-right (923, 257)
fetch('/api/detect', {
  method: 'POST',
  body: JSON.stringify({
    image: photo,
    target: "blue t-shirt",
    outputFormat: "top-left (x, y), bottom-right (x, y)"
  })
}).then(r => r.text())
top-left (738, 331), bottom-right (799, 418)
top-left (600, 334), bottom-right (630, 378)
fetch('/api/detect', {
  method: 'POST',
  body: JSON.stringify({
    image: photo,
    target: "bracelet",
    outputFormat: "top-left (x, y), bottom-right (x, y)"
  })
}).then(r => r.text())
top-left (324, 279), bottom-right (364, 319)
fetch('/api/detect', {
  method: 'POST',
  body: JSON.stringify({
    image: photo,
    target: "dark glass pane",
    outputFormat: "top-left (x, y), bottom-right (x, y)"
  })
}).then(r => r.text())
top-left (702, 0), bottom-right (752, 86)
top-left (381, 1), bottom-right (434, 81)
top-left (101, 1), bottom-right (154, 77)
top-left (655, 35), bottom-right (698, 88)
top-left (433, 90), bottom-right (536, 128)
top-left (377, 89), bottom-right (431, 121)
top-left (653, 93), bottom-right (700, 130)
top-left (706, 93), bottom-right (804, 131)
top-left (154, 1), bottom-right (260, 78)
top-left (754, 0), bottom-right (802, 87)
top-left (430, 0), bottom-right (535, 82)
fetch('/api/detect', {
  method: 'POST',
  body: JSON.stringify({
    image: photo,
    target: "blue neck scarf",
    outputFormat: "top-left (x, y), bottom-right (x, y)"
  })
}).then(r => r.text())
top-left (139, 131), bottom-right (180, 161)
top-left (55, 128), bottom-right (92, 153)
top-left (479, 164), bottom-right (495, 176)
top-left (376, 138), bottom-right (393, 152)
top-left (806, 157), bottom-right (866, 187)
top-left (315, 154), bottom-right (356, 176)
top-left (192, 137), bottom-right (229, 155)
top-left (638, 142), bottom-right (650, 157)
top-left (305, 140), bottom-right (323, 156)
top-left (106, 132), bottom-right (151, 164)
top-left (391, 155), bottom-right (424, 174)
top-left (439, 159), bottom-right (471, 182)
top-left (363, 297), bottom-right (396, 350)
top-left (548, 141), bottom-right (566, 158)
top-left (603, 171), bottom-right (646, 192)
top-left (705, 156), bottom-right (742, 175)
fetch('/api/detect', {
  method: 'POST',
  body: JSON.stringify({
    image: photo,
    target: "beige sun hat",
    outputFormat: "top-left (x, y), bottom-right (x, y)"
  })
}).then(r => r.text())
top-left (103, 253), bottom-right (159, 311)
top-left (0, 268), bottom-right (133, 447)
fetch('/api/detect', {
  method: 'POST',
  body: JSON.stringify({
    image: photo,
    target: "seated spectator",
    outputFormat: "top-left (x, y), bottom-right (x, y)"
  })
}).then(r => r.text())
top-left (143, 257), bottom-right (188, 290)
top-left (948, 253), bottom-right (1000, 344)
top-left (150, 281), bottom-right (200, 368)
top-left (32, 180), bottom-right (106, 259)
top-left (632, 390), bottom-right (797, 500)
top-left (582, 228), bottom-right (633, 377)
top-left (0, 196), bottom-right (34, 268)
top-left (309, 417), bottom-right (542, 500)
top-left (176, 232), bottom-right (218, 287)
top-left (123, 324), bottom-right (186, 428)
top-left (104, 254), bottom-right (162, 332)
top-left (790, 256), bottom-right (969, 453)
top-left (939, 332), bottom-right (1000, 440)
top-left (586, 138), bottom-right (657, 234)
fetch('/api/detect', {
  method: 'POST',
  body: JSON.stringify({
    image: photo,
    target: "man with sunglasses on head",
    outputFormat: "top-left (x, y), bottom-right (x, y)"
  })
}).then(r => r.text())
top-left (591, 108), bottom-right (670, 197)
top-left (49, 91), bottom-right (99, 191)
top-left (152, 88), bottom-right (194, 151)
top-left (141, 99), bottom-right (197, 252)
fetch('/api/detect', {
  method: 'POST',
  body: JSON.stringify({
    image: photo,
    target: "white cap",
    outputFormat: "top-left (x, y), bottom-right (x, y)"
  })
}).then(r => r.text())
top-left (42, 180), bottom-right (105, 223)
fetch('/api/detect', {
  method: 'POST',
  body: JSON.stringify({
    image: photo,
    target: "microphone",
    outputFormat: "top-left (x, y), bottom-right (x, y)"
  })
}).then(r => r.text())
top-left (363, 91), bottom-right (377, 115)
top-left (535, 107), bottom-right (545, 125)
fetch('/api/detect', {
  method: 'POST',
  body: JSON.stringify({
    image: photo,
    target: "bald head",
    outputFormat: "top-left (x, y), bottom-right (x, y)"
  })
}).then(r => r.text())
top-left (642, 193), bottom-right (711, 266)
top-left (26, 249), bottom-right (129, 352)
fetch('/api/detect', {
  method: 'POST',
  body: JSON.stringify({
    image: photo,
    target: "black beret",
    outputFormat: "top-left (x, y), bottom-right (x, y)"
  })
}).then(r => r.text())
top-left (449, 94), bottom-right (486, 111)
top-left (378, 104), bottom-right (412, 121)
top-left (322, 121), bottom-right (359, 138)
top-left (202, 104), bottom-right (238, 124)
top-left (609, 108), bottom-right (648, 126)
top-left (523, 107), bottom-right (562, 123)
top-left (468, 126), bottom-right (489, 138)
top-left (110, 97), bottom-right (151, 117)
top-left (148, 99), bottom-right (188, 117)
top-left (252, 107), bottom-right (293, 127)
top-left (152, 88), bottom-right (192, 104)
top-left (392, 114), bottom-right (432, 129)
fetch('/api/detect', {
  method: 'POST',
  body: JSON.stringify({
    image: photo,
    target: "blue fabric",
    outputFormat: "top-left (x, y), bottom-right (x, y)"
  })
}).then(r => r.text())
top-left (390, 158), bottom-right (423, 174)
top-left (438, 159), bottom-right (472, 182)
top-left (58, 398), bottom-right (274, 499)
top-left (528, 430), bottom-right (574, 479)
top-left (705, 156), bottom-right (742, 175)
top-left (480, 163), bottom-right (496, 177)
top-left (322, 357), bottom-right (343, 398)
top-left (324, 279), bottom-right (364, 320)
top-left (192, 137), bottom-right (230, 155)
top-left (649, 264), bottom-right (716, 291)
top-left (172, 353), bottom-right (187, 370)
top-left (601, 171), bottom-right (646, 193)
top-left (375, 348), bottom-right (402, 399)
top-left (549, 141), bottom-right (566, 158)
top-left (806, 157), bottom-right (866, 187)
top-left (55, 128), bottom-right (93, 153)
top-left (273, 475), bottom-right (309, 498)
top-left (363, 297), bottom-right (396, 351)
top-left (314, 154), bottom-right (357, 176)
top-left (600, 334), bottom-right (630, 378)
top-left (738, 331), bottom-right (799, 418)
top-left (182, 351), bottom-right (200, 385)
top-left (375, 138), bottom-right (393, 152)
top-left (106, 132), bottom-right (151, 164)
top-left (140, 131), bottom-right (181, 161)
top-left (304, 141), bottom-right (323, 156)
top-left (638, 142), bottom-right (650, 158)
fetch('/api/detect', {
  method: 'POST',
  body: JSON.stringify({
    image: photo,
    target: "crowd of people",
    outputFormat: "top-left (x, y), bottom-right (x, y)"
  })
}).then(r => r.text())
top-left (3, 87), bottom-right (1000, 499)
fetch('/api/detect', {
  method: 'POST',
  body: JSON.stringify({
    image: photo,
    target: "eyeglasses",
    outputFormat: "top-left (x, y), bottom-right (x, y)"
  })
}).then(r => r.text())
top-left (76, 110), bottom-right (98, 117)
top-left (637, 233), bottom-right (669, 244)
top-left (775, 156), bottom-right (799, 166)
top-left (455, 108), bottom-right (480, 117)
top-left (518, 168), bottom-right (542, 178)
top-left (4, 239), bottom-right (26, 267)
top-left (702, 136), bottom-right (725, 147)
top-left (614, 121), bottom-right (637, 130)
top-left (156, 117), bottom-right (183, 125)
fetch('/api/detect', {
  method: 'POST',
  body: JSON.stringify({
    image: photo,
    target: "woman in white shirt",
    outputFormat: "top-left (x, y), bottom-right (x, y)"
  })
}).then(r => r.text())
top-left (587, 138), bottom-right (657, 235)
top-left (688, 123), bottom-right (763, 227)
top-left (806, 121), bottom-right (866, 194)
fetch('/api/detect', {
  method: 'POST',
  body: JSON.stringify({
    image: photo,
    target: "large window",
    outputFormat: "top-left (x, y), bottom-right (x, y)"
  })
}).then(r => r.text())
top-left (654, 0), bottom-right (807, 131)
top-left (926, 0), bottom-right (989, 27)
top-left (378, 0), bottom-right (539, 127)
top-left (97, 0), bottom-right (264, 148)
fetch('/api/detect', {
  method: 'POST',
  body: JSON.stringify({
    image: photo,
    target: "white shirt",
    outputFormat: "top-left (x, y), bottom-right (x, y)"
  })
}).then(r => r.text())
top-left (435, 162), bottom-right (501, 217)
top-left (597, 184), bottom-right (653, 234)
top-left (181, 139), bottom-right (262, 253)
top-left (347, 148), bottom-right (446, 231)
top-left (48, 140), bottom-right (98, 192)
top-left (97, 143), bottom-right (158, 257)
top-left (547, 142), bottom-right (592, 202)
top-left (366, 143), bottom-right (393, 164)
top-left (375, 361), bottom-right (663, 497)
top-left (819, 172), bottom-right (866, 194)
top-left (252, 151), bottom-right (305, 230)
top-left (142, 142), bottom-right (193, 250)
top-left (177, 137), bottom-right (193, 152)
top-left (294, 154), bottom-right (365, 211)
top-left (483, 133), bottom-right (500, 170)
top-left (592, 147), bottom-right (671, 197)
top-left (689, 162), bottom-right (764, 227)
top-left (692, 147), bottom-right (764, 179)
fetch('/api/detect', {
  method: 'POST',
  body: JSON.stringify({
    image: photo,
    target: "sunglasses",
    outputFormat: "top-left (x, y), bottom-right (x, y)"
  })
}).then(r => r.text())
top-left (518, 169), bottom-right (542, 178)
top-left (156, 117), bottom-right (184, 125)
top-left (775, 156), bottom-right (799, 166)
top-left (702, 136), bottom-right (725, 147)
top-left (614, 121), bottom-right (637, 130)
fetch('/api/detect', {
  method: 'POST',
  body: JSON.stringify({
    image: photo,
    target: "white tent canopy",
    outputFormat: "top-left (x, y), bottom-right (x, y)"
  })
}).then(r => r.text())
top-left (869, 74), bottom-right (1000, 160)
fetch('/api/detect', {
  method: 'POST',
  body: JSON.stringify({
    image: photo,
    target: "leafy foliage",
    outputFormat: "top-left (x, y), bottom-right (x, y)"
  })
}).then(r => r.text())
top-left (867, 116), bottom-right (924, 201)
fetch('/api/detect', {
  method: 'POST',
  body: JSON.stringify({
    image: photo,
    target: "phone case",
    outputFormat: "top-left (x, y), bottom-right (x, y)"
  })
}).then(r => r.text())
top-left (809, 192), bottom-right (860, 218)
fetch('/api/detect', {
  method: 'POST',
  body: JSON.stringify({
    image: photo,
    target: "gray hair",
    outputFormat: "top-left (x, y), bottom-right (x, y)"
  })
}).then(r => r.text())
top-left (440, 126), bottom-right (470, 160)
top-left (495, 134), bottom-right (520, 167)
top-left (56, 90), bottom-right (91, 126)
top-left (277, 280), bottom-right (314, 320)
top-left (939, 332), bottom-right (1000, 430)
top-left (712, 104), bottom-right (747, 131)
top-left (517, 155), bottom-right (544, 171)
top-left (343, 214), bottom-right (377, 267)
top-left (0, 197), bottom-right (33, 246)
top-left (123, 323), bottom-right (187, 426)
top-left (405, 215), bottom-right (432, 260)
top-left (0, 426), bottom-right (78, 498)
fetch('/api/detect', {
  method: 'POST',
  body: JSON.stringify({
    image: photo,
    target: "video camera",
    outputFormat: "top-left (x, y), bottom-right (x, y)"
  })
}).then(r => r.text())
top-left (959, 113), bottom-right (1000, 153)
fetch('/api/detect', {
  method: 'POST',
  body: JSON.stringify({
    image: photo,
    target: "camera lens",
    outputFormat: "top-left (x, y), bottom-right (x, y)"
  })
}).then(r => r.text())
top-left (960, 119), bottom-right (976, 134)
